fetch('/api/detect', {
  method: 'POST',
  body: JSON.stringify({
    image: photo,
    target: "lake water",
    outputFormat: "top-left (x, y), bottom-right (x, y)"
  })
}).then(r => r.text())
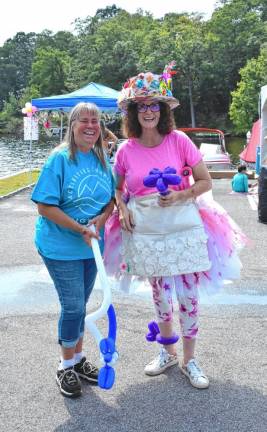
top-left (0, 137), bottom-right (56, 177)
top-left (0, 135), bottom-right (245, 177)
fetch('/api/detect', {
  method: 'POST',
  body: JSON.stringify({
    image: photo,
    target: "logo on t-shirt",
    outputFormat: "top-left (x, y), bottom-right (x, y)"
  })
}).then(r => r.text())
top-left (67, 167), bottom-right (112, 218)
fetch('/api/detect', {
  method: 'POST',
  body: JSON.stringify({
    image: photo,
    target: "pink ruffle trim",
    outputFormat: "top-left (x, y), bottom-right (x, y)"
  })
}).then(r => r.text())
top-left (104, 196), bottom-right (248, 294)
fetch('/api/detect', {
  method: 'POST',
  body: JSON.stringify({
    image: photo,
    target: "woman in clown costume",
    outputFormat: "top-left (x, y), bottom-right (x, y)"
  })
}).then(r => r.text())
top-left (105, 63), bottom-right (246, 389)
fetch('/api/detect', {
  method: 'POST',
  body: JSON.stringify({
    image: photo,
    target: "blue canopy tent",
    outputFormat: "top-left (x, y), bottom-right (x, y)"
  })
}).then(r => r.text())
top-left (32, 82), bottom-right (120, 112)
top-left (32, 82), bottom-right (120, 141)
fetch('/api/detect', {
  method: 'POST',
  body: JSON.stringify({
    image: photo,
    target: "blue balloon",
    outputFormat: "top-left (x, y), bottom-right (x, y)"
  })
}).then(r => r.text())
top-left (143, 166), bottom-right (181, 195)
top-left (98, 365), bottom-right (115, 390)
top-left (97, 304), bottom-right (118, 389)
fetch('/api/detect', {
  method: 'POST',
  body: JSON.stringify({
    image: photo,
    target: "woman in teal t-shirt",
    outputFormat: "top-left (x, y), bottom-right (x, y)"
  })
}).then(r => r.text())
top-left (31, 102), bottom-right (115, 398)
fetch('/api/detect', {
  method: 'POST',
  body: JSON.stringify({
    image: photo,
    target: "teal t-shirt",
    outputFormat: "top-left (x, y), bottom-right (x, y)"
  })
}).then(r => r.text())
top-left (231, 172), bottom-right (248, 193)
top-left (31, 148), bottom-right (115, 260)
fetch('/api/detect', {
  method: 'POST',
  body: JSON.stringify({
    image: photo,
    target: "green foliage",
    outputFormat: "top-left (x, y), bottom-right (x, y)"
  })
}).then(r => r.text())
top-left (0, 62), bottom-right (17, 110)
top-left (30, 48), bottom-right (71, 96)
top-left (0, 32), bottom-right (37, 107)
top-left (0, 1), bottom-right (267, 130)
top-left (230, 48), bottom-right (267, 133)
top-left (206, 0), bottom-right (266, 113)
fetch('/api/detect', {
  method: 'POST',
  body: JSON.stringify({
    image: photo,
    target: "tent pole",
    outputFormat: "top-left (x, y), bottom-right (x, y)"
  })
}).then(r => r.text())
top-left (60, 113), bottom-right (63, 142)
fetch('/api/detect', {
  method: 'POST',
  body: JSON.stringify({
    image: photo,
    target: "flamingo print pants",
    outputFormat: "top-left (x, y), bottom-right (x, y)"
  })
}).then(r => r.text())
top-left (149, 275), bottom-right (199, 339)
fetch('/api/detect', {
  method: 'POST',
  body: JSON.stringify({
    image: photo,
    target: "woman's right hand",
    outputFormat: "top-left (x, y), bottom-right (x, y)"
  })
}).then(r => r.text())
top-left (118, 205), bottom-right (135, 233)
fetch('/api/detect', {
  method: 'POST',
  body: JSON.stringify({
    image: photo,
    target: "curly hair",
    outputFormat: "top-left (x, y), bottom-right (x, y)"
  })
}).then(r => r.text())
top-left (121, 101), bottom-right (176, 138)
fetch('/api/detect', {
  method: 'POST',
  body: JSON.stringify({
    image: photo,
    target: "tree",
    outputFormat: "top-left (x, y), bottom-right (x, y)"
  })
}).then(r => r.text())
top-left (206, 0), bottom-right (266, 113)
top-left (0, 61), bottom-right (17, 110)
top-left (229, 47), bottom-right (267, 133)
top-left (0, 32), bottom-right (36, 107)
top-left (73, 5), bottom-right (123, 37)
top-left (72, 10), bottom-right (154, 89)
top-left (173, 16), bottom-right (207, 127)
top-left (95, 4), bottom-right (123, 20)
top-left (30, 48), bottom-right (71, 96)
top-left (35, 30), bottom-right (76, 54)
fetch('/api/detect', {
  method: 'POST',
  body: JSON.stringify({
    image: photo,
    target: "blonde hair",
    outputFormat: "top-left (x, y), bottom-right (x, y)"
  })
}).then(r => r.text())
top-left (54, 102), bottom-right (106, 168)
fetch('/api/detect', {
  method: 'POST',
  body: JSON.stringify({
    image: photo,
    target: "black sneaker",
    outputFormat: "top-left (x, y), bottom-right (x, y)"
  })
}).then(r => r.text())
top-left (56, 367), bottom-right (82, 397)
top-left (74, 357), bottom-right (99, 383)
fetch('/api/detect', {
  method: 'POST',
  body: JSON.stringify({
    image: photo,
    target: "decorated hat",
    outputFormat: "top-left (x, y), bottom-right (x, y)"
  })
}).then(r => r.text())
top-left (117, 61), bottom-right (179, 111)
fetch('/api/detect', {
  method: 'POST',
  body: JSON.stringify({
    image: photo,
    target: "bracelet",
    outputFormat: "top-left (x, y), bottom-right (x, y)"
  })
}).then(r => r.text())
top-left (146, 321), bottom-right (179, 345)
top-left (156, 334), bottom-right (179, 345)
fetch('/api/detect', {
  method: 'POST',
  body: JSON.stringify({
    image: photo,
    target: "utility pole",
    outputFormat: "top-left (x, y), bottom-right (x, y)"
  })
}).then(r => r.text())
top-left (188, 76), bottom-right (196, 128)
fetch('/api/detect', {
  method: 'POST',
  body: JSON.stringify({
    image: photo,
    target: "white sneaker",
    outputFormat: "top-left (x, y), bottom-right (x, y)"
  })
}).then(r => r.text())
top-left (180, 359), bottom-right (209, 389)
top-left (144, 347), bottom-right (179, 376)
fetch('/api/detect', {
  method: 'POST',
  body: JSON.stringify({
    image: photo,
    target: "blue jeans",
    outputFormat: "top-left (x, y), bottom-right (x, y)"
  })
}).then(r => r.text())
top-left (41, 255), bottom-right (97, 348)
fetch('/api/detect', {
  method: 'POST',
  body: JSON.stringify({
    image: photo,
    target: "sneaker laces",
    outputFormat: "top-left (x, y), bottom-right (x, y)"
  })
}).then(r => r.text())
top-left (81, 360), bottom-right (98, 374)
top-left (155, 347), bottom-right (172, 367)
top-left (60, 369), bottom-right (79, 385)
top-left (186, 359), bottom-right (203, 378)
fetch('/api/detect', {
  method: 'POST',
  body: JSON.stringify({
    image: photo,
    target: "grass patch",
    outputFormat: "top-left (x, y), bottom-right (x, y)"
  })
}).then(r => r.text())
top-left (0, 170), bottom-right (40, 196)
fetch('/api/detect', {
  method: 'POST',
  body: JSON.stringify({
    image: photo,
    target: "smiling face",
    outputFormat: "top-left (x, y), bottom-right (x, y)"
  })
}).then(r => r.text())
top-left (137, 101), bottom-right (161, 131)
top-left (72, 111), bottom-right (101, 152)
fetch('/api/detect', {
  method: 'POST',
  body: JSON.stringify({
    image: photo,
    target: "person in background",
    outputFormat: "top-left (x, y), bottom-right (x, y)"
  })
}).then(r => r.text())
top-left (232, 164), bottom-right (248, 193)
top-left (31, 102), bottom-right (115, 398)
top-left (100, 119), bottom-right (118, 156)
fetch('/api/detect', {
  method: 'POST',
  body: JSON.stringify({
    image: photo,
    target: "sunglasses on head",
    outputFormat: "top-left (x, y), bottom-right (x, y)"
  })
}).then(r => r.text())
top-left (137, 102), bottom-right (160, 113)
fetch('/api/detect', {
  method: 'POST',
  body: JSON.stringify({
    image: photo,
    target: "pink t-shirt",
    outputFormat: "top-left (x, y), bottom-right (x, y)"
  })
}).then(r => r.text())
top-left (114, 130), bottom-right (202, 196)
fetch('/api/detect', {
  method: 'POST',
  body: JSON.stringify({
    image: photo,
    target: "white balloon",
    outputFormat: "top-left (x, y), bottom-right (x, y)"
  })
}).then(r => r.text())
top-left (85, 225), bottom-right (118, 365)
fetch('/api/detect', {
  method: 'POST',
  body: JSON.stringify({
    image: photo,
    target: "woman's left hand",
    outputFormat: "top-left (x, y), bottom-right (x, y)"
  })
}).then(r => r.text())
top-left (81, 214), bottom-right (107, 247)
top-left (89, 214), bottom-right (106, 236)
top-left (158, 190), bottom-right (186, 207)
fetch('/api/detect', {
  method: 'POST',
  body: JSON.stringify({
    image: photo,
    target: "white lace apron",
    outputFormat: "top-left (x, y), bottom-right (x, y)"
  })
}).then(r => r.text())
top-left (121, 193), bottom-right (211, 277)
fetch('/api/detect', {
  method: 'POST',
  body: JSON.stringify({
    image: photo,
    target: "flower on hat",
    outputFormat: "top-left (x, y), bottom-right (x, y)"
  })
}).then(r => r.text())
top-left (117, 61), bottom-right (179, 111)
top-left (146, 73), bottom-right (154, 83)
top-left (150, 79), bottom-right (159, 90)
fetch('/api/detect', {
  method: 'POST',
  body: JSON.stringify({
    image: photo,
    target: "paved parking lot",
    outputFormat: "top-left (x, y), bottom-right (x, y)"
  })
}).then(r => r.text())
top-left (0, 181), bottom-right (266, 432)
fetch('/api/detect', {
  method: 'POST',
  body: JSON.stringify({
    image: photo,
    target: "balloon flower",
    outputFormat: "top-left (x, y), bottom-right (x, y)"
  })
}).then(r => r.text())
top-left (22, 102), bottom-right (38, 117)
top-left (143, 166), bottom-right (181, 195)
top-left (85, 225), bottom-right (118, 390)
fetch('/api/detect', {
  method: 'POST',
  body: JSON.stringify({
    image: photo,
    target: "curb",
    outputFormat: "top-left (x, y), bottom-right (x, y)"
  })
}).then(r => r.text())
top-left (0, 168), bottom-right (39, 181)
top-left (0, 183), bottom-right (36, 200)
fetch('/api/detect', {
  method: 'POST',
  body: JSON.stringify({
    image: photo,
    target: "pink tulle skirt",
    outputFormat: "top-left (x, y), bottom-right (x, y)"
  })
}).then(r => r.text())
top-left (104, 193), bottom-right (248, 295)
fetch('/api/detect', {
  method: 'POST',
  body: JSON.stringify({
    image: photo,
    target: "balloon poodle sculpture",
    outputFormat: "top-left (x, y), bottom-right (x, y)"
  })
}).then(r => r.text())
top-left (85, 226), bottom-right (118, 390)
top-left (143, 166), bottom-right (182, 345)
